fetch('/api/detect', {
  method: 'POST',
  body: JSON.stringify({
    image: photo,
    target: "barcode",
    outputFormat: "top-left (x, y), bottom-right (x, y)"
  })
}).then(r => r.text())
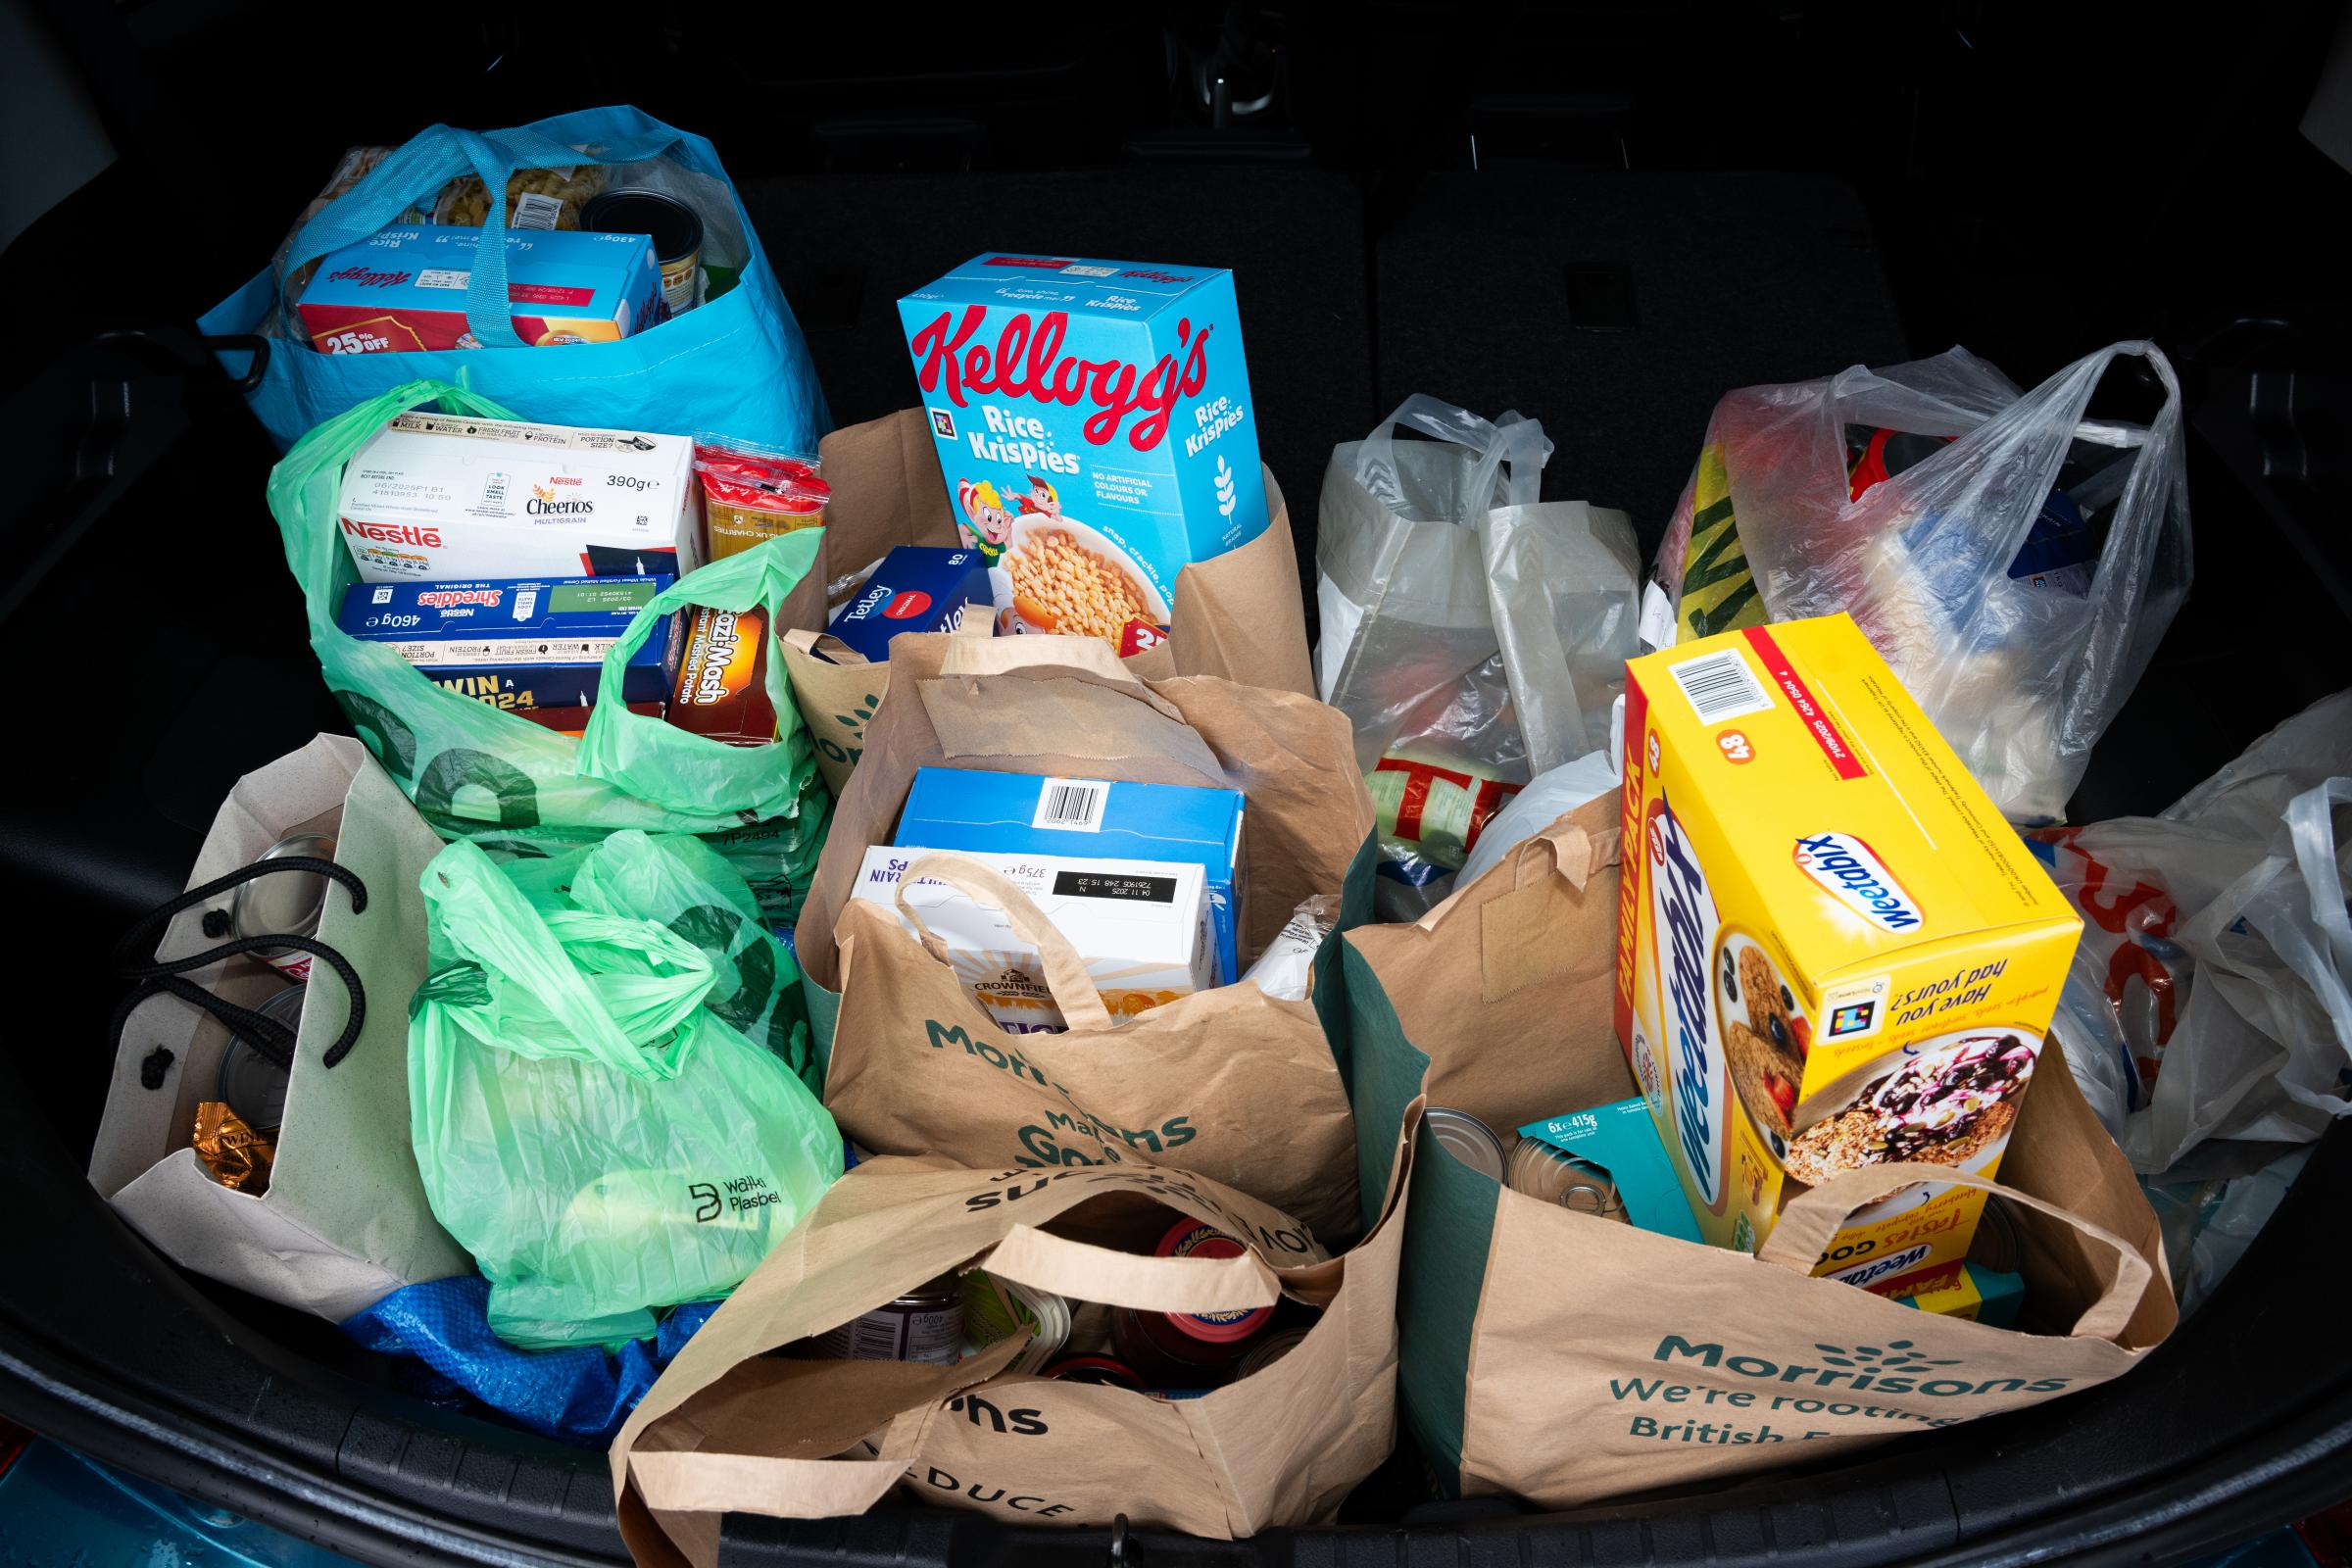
top-left (1667, 649), bottom-right (1772, 724)
top-left (1031, 776), bottom-right (1109, 832)
top-left (513, 590), bottom-right (537, 621)
top-left (511, 191), bottom-right (565, 230)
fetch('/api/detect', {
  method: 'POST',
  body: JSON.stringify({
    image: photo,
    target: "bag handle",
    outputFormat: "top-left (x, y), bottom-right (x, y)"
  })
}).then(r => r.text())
top-left (626, 1334), bottom-right (1027, 1521)
top-left (111, 858), bottom-right (371, 1073)
top-left (1756, 1162), bottom-right (2154, 1344)
top-left (278, 109), bottom-right (693, 348)
top-left (980, 1223), bottom-right (1282, 1314)
top-left (894, 854), bottom-right (1115, 1032)
top-left (1357, 395), bottom-right (1551, 522)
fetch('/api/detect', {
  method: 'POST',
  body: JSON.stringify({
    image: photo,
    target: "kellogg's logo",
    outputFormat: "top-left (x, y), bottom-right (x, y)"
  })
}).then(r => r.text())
top-left (907, 307), bottom-right (1211, 452)
top-left (416, 588), bottom-right (501, 610)
top-left (326, 266), bottom-right (413, 289)
top-left (1793, 832), bottom-right (1922, 933)
top-left (1648, 795), bottom-right (1727, 1208)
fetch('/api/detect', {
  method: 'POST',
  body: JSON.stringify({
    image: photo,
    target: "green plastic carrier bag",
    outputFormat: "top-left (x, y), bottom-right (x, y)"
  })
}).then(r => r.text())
top-left (267, 377), bottom-right (830, 920)
top-left (410, 833), bottom-right (841, 1349)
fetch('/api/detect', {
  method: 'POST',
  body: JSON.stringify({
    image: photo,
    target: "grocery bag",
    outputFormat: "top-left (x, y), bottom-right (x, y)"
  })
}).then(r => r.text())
top-left (794, 632), bottom-right (1375, 1240)
top-left (270, 376), bottom-right (831, 920)
top-left (199, 105), bottom-right (828, 457)
top-left (1648, 343), bottom-right (2191, 824)
top-left (90, 736), bottom-right (473, 1321)
top-left (408, 834), bottom-right (841, 1349)
top-left (1335, 807), bottom-right (2176, 1505)
top-left (609, 1118), bottom-right (1417, 1564)
top-left (774, 408), bottom-right (1317, 797)
top-left (1314, 397), bottom-right (1639, 917)
top-left (2031, 688), bottom-right (2352, 1172)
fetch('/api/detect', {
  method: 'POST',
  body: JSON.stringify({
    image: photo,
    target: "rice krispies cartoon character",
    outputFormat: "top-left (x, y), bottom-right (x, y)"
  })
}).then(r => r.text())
top-left (1017, 475), bottom-right (1064, 520)
top-left (956, 477), bottom-right (1014, 564)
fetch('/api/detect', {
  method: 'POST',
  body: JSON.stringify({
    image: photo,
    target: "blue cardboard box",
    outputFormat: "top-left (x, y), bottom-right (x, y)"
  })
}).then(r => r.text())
top-left (898, 255), bottom-right (1266, 645)
top-left (1517, 1098), bottom-right (1702, 1243)
top-left (297, 225), bottom-right (662, 353)
top-left (336, 574), bottom-right (671, 709)
top-left (824, 546), bottom-right (993, 663)
top-left (893, 766), bottom-right (1246, 986)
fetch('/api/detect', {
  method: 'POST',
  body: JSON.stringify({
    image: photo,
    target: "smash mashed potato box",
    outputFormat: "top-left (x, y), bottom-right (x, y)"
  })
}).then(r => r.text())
top-left (1614, 613), bottom-right (2080, 1297)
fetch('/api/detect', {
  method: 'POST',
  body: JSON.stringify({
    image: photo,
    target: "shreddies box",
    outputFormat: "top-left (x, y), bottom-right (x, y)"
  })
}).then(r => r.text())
top-left (1616, 612), bottom-right (2082, 1296)
top-left (897, 254), bottom-right (1268, 650)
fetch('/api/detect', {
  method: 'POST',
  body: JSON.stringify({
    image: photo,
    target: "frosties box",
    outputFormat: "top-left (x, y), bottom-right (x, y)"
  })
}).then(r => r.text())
top-left (1615, 613), bottom-right (2080, 1298)
top-left (897, 255), bottom-right (1267, 652)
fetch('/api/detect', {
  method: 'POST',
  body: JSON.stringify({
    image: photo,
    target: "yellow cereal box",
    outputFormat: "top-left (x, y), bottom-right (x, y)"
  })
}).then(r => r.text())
top-left (1614, 613), bottom-right (2080, 1296)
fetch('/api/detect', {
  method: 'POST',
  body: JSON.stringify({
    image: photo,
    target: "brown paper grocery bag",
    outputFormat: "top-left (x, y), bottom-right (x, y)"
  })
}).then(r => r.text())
top-left (1336, 808), bottom-right (2177, 1507)
top-left (776, 411), bottom-right (1314, 795)
top-left (829, 853), bottom-right (1360, 1239)
top-left (611, 1115), bottom-right (1418, 1567)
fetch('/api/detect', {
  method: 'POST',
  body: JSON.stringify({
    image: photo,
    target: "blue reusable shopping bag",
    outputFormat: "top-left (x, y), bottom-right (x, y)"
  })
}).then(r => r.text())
top-left (199, 105), bottom-right (828, 454)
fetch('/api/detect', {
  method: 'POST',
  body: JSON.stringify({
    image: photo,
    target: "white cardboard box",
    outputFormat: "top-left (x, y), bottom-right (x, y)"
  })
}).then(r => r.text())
top-left (853, 846), bottom-right (1212, 1033)
top-left (336, 411), bottom-right (699, 583)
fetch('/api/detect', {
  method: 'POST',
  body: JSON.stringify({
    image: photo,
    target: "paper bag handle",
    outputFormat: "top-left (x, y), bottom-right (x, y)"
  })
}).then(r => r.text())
top-left (981, 1223), bottom-right (1282, 1314)
top-left (895, 854), bottom-right (1116, 1031)
top-left (937, 633), bottom-right (1137, 682)
top-left (1757, 1162), bottom-right (2154, 1344)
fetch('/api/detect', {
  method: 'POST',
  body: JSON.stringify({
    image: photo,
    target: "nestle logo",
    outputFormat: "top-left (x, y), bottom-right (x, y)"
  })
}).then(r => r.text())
top-left (340, 518), bottom-right (441, 547)
top-left (1793, 833), bottom-right (1922, 932)
top-left (326, 266), bottom-right (413, 289)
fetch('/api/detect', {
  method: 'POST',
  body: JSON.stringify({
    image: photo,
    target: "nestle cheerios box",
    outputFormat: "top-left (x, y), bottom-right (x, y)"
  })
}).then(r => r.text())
top-left (1614, 612), bottom-right (2081, 1298)
top-left (896, 255), bottom-right (1266, 652)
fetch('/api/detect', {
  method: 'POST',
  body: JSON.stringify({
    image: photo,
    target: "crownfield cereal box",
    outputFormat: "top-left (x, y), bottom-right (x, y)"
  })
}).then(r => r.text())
top-left (1615, 613), bottom-right (2080, 1297)
top-left (897, 255), bottom-right (1266, 653)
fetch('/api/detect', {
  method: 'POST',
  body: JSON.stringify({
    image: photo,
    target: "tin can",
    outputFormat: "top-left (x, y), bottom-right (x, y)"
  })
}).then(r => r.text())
top-left (1505, 1138), bottom-right (1628, 1221)
top-left (1042, 1353), bottom-right (1146, 1391)
top-left (583, 188), bottom-right (704, 315)
top-left (228, 833), bottom-right (338, 980)
top-left (216, 983), bottom-right (304, 1131)
top-left (1422, 1105), bottom-right (1510, 1181)
top-left (1234, 1326), bottom-right (1311, 1379)
top-left (811, 1274), bottom-right (963, 1364)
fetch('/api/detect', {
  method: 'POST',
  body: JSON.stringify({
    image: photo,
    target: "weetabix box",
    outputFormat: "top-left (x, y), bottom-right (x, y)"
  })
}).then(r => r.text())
top-left (897, 254), bottom-right (1266, 652)
top-left (1614, 613), bottom-right (2081, 1298)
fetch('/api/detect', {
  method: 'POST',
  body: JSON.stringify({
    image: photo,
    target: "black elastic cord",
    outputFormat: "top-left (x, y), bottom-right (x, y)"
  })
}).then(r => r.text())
top-left (110, 857), bottom-right (368, 975)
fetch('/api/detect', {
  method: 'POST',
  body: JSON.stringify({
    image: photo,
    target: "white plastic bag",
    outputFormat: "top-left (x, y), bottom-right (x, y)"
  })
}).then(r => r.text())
top-left (2031, 690), bottom-right (2352, 1174)
top-left (1315, 397), bottom-right (1638, 916)
top-left (1650, 344), bottom-right (2192, 824)
top-left (1455, 750), bottom-right (1621, 893)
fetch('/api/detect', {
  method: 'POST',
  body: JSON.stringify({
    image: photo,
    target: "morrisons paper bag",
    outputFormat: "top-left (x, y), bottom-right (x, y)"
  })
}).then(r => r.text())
top-left (90, 736), bottom-right (471, 1320)
top-left (794, 633), bottom-right (1375, 1239)
top-left (611, 1117), bottom-right (1418, 1567)
top-left (1335, 806), bottom-right (2176, 1506)
top-left (831, 855), bottom-right (1359, 1239)
top-left (777, 409), bottom-right (1315, 795)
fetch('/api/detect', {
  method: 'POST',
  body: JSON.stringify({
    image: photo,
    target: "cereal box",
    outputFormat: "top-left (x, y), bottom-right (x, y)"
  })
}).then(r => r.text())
top-left (897, 255), bottom-right (1267, 652)
top-left (1615, 612), bottom-right (2080, 1297)
top-left (297, 225), bottom-right (662, 353)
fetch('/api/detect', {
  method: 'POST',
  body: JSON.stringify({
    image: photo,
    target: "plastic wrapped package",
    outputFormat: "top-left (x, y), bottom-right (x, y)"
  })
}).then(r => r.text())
top-left (1651, 344), bottom-right (2191, 824)
top-left (2029, 690), bottom-right (2352, 1175)
top-left (1316, 398), bottom-right (1638, 917)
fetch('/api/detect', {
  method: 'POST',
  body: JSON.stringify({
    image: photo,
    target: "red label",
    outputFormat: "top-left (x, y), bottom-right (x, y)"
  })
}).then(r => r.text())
top-left (882, 590), bottom-right (932, 620)
top-left (1741, 627), bottom-right (1866, 780)
top-left (1615, 669), bottom-right (1650, 1058)
top-left (984, 256), bottom-right (1069, 269)
top-left (1117, 619), bottom-right (1168, 657)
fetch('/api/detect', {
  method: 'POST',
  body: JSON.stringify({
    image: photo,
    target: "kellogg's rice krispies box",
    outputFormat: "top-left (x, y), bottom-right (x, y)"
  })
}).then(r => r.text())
top-left (897, 255), bottom-right (1267, 653)
top-left (1615, 612), bottom-right (2081, 1297)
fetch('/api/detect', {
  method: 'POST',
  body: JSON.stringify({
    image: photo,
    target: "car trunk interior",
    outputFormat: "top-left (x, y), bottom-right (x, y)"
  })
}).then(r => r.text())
top-left (3, 3), bottom-right (2350, 1563)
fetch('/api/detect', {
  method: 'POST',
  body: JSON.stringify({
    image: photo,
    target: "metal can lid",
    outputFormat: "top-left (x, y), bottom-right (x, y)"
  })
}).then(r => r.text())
top-left (1423, 1106), bottom-right (1508, 1181)
top-left (1234, 1326), bottom-right (1311, 1379)
top-left (582, 188), bottom-right (705, 264)
top-left (229, 834), bottom-right (338, 951)
top-left (888, 1272), bottom-right (962, 1311)
top-left (1152, 1218), bottom-right (1273, 1344)
top-left (1505, 1138), bottom-right (1627, 1220)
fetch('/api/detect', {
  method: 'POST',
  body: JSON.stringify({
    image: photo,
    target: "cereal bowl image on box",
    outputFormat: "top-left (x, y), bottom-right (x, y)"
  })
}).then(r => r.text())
top-left (997, 510), bottom-right (1171, 650)
top-left (1712, 928), bottom-right (1808, 1153)
top-left (1785, 1028), bottom-right (2041, 1193)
